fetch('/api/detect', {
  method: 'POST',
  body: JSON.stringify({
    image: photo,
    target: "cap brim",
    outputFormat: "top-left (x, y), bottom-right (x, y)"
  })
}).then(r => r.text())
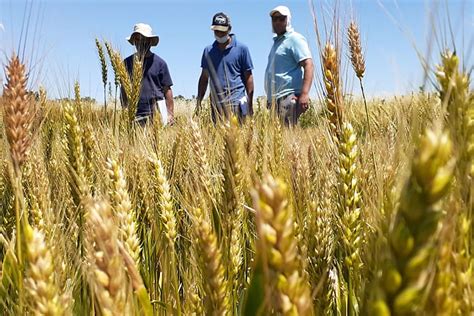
top-left (210, 25), bottom-right (229, 32)
top-left (127, 32), bottom-right (159, 46)
top-left (270, 8), bottom-right (289, 17)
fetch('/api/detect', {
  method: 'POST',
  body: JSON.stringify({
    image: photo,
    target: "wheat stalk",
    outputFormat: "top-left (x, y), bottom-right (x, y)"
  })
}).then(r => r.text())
top-left (63, 102), bottom-right (89, 204)
top-left (85, 198), bottom-right (129, 316)
top-left (38, 86), bottom-right (47, 109)
top-left (3, 54), bottom-right (34, 170)
top-left (189, 119), bottom-right (215, 202)
top-left (129, 55), bottom-right (143, 125)
top-left (95, 38), bottom-right (108, 114)
top-left (221, 117), bottom-right (246, 311)
top-left (252, 175), bottom-right (312, 315)
top-left (106, 158), bottom-right (141, 266)
top-left (117, 242), bottom-right (153, 316)
top-left (104, 41), bottom-right (120, 129)
top-left (374, 129), bottom-right (455, 315)
top-left (335, 122), bottom-right (364, 314)
top-left (322, 42), bottom-right (343, 137)
top-left (24, 224), bottom-right (67, 316)
top-left (2, 55), bottom-right (35, 305)
top-left (73, 81), bottom-right (83, 119)
top-left (107, 47), bottom-right (132, 117)
top-left (190, 207), bottom-right (229, 315)
top-left (348, 21), bottom-right (365, 79)
top-left (347, 20), bottom-right (379, 181)
top-left (149, 156), bottom-right (177, 247)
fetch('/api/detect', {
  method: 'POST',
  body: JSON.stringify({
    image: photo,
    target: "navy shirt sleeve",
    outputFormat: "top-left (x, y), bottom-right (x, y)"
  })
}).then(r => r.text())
top-left (201, 48), bottom-right (209, 70)
top-left (159, 60), bottom-right (173, 87)
top-left (240, 46), bottom-right (254, 72)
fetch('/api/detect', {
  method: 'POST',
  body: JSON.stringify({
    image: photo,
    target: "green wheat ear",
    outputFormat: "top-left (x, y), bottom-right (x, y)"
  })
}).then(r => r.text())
top-left (374, 129), bottom-right (455, 315)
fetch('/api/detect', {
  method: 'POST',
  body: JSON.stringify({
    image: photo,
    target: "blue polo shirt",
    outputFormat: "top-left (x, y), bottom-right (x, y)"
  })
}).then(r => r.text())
top-left (201, 34), bottom-right (253, 106)
top-left (265, 31), bottom-right (312, 100)
top-left (124, 53), bottom-right (173, 117)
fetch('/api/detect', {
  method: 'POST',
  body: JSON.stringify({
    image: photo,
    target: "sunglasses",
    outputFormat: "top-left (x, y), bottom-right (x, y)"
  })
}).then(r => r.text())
top-left (272, 15), bottom-right (287, 22)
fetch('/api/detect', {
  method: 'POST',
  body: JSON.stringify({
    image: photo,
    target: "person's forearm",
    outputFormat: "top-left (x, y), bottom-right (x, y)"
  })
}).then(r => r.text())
top-left (197, 75), bottom-right (208, 101)
top-left (245, 75), bottom-right (254, 100)
top-left (245, 74), bottom-right (254, 113)
top-left (301, 60), bottom-right (314, 95)
top-left (165, 88), bottom-right (174, 116)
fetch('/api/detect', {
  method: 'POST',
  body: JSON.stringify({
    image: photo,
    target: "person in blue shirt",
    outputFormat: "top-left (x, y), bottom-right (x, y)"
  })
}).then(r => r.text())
top-left (122, 23), bottom-right (175, 125)
top-left (196, 12), bottom-right (254, 123)
top-left (265, 6), bottom-right (314, 126)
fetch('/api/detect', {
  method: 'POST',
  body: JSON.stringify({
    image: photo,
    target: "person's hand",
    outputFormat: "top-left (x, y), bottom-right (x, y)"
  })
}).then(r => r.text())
top-left (194, 99), bottom-right (202, 117)
top-left (248, 100), bottom-right (254, 116)
top-left (297, 93), bottom-right (309, 111)
top-left (167, 114), bottom-right (175, 126)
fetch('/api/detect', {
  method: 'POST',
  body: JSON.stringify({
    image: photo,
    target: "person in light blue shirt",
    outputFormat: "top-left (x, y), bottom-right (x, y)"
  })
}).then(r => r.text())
top-left (265, 5), bottom-right (314, 125)
top-left (196, 12), bottom-right (254, 123)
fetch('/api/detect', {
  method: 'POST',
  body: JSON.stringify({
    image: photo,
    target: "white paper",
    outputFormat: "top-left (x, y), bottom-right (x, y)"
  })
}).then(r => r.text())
top-left (157, 100), bottom-right (168, 125)
top-left (239, 96), bottom-right (249, 115)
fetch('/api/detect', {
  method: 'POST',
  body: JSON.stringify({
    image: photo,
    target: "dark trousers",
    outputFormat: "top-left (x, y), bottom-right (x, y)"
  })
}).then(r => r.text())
top-left (134, 99), bottom-right (160, 127)
top-left (269, 93), bottom-right (305, 126)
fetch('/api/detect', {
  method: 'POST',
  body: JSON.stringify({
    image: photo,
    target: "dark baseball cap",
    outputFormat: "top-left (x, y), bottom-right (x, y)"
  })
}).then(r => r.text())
top-left (211, 12), bottom-right (231, 32)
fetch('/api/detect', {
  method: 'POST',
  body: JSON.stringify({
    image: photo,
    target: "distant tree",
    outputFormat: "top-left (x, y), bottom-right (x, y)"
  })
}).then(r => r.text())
top-left (83, 97), bottom-right (96, 103)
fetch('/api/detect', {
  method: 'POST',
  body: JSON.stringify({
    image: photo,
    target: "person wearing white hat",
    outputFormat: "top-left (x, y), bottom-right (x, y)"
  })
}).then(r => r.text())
top-left (265, 6), bottom-right (314, 126)
top-left (122, 23), bottom-right (174, 125)
top-left (196, 12), bottom-right (254, 123)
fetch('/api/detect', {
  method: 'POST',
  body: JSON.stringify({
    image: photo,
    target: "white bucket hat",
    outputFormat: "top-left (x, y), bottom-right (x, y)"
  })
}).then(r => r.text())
top-left (127, 23), bottom-right (159, 46)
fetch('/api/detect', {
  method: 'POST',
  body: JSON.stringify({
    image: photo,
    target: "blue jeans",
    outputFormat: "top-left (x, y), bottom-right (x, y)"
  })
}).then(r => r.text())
top-left (211, 100), bottom-right (249, 124)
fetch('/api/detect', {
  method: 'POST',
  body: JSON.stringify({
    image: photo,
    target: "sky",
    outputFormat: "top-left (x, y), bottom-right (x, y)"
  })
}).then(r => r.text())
top-left (0, 0), bottom-right (473, 102)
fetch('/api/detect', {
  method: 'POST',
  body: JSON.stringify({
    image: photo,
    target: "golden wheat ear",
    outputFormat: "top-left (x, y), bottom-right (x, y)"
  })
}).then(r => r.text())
top-left (348, 21), bottom-right (365, 79)
top-left (3, 54), bottom-right (34, 170)
top-left (106, 158), bottom-right (141, 266)
top-left (84, 198), bottom-right (130, 315)
top-left (322, 42), bottom-right (343, 138)
top-left (95, 38), bottom-right (108, 114)
top-left (24, 223), bottom-right (68, 315)
top-left (2, 55), bottom-right (35, 307)
top-left (190, 206), bottom-right (229, 315)
top-left (251, 175), bottom-right (312, 315)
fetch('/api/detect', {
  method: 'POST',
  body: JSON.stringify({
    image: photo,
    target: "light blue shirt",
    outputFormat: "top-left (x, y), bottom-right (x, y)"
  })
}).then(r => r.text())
top-left (265, 31), bottom-right (312, 100)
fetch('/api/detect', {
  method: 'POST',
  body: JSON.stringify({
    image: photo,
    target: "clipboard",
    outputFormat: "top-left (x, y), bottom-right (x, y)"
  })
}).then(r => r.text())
top-left (157, 100), bottom-right (168, 125)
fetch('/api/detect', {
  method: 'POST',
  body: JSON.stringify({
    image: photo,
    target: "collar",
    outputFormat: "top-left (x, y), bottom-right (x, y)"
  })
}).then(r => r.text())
top-left (273, 30), bottom-right (293, 41)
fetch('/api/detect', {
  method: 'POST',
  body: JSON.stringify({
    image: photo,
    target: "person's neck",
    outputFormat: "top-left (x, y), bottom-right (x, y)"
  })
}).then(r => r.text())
top-left (137, 50), bottom-right (152, 58)
top-left (218, 36), bottom-right (232, 50)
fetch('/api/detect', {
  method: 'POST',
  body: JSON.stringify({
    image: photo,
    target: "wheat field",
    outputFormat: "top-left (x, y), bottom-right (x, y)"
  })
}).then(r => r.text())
top-left (0, 12), bottom-right (473, 316)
